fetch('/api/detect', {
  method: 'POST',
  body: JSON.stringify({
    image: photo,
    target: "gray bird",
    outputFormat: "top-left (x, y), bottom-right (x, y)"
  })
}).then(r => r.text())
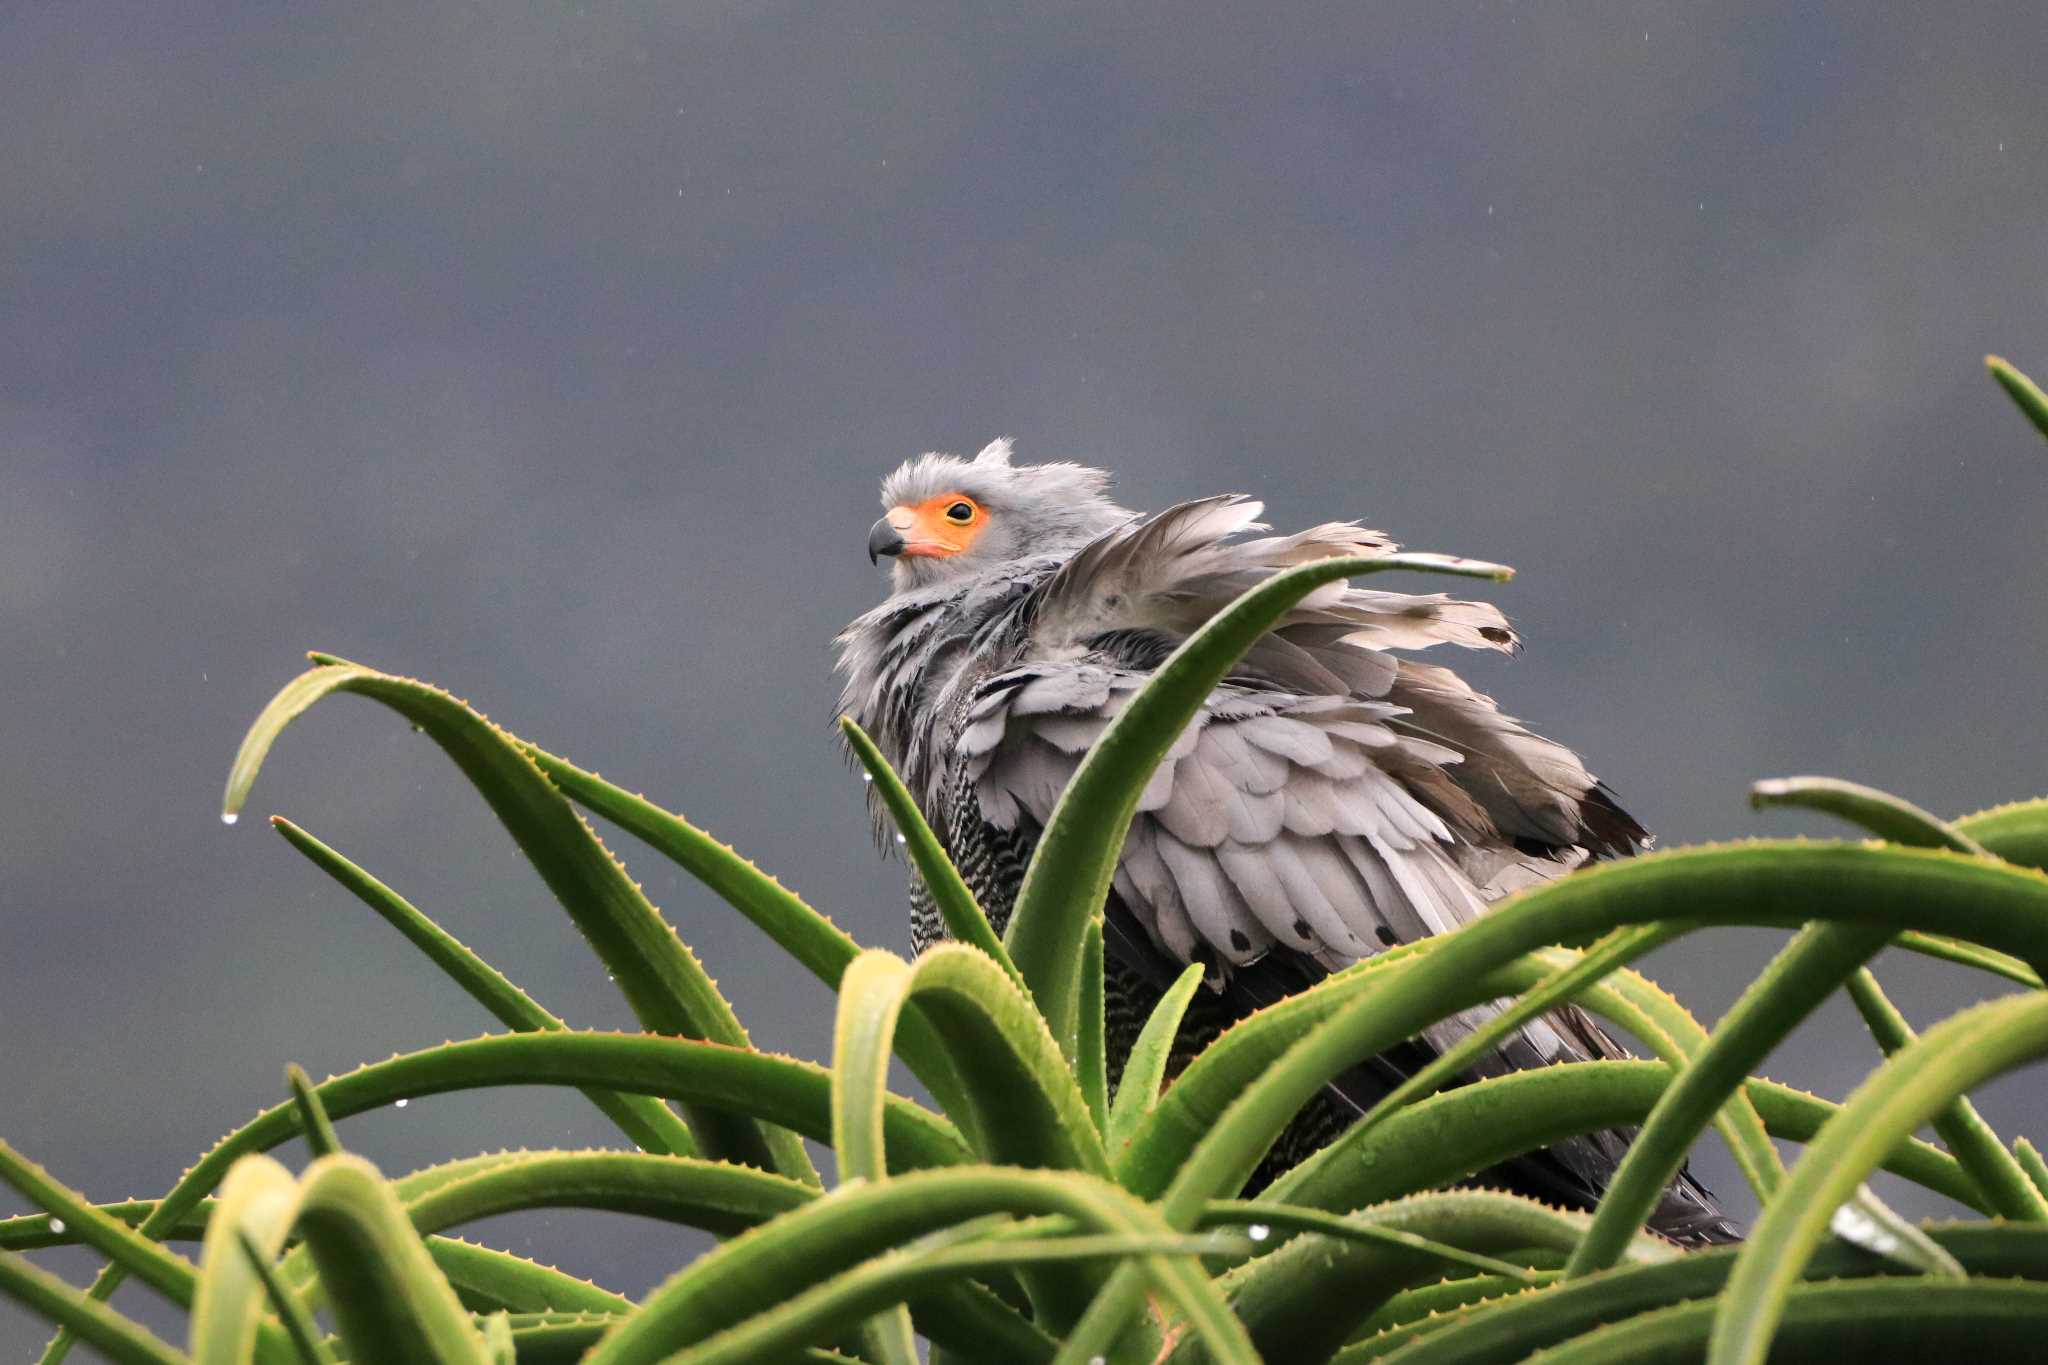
top-left (837, 438), bottom-right (1734, 1244)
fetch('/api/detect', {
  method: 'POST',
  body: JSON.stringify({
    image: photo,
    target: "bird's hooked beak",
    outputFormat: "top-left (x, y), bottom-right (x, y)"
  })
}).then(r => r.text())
top-left (867, 516), bottom-right (907, 564)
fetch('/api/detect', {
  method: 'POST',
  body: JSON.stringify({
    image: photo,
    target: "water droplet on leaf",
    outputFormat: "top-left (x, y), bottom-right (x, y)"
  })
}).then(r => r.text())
top-left (1247, 1223), bottom-right (1270, 1241)
top-left (395, 1098), bottom-right (409, 1109)
top-left (220, 812), bottom-right (239, 826)
top-left (48, 1218), bottom-right (64, 1234)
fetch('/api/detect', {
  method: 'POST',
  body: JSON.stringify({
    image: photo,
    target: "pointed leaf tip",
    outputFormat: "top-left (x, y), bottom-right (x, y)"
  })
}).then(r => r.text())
top-left (1987, 354), bottom-right (2048, 441)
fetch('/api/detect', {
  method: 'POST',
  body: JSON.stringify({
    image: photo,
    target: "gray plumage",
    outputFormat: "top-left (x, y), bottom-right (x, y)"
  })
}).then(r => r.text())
top-left (837, 438), bottom-right (1735, 1245)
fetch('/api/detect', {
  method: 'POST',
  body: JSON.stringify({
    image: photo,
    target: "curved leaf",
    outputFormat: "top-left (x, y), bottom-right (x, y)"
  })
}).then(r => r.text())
top-left (1988, 354), bottom-right (2048, 442)
top-left (402, 1152), bottom-right (816, 1242)
top-left (663, 1229), bottom-right (1237, 1365)
top-left (0, 1253), bottom-right (189, 1365)
top-left (1358, 1222), bottom-right (2048, 1364)
top-left (233, 1232), bottom-right (336, 1365)
top-left (1262, 1060), bottom-right (1981, 1223)
top-left (226, 660), bottom-right (807, 1182)
top-left (50, 1028), bottom-right (969, 1356)
top-left (421, 1239), bottom-right (632, 1316)
top-left (1171, 841), bottom-right (2048, 1223)
top-left (0, 1139), bottom-right (205, 1317)
top-left (191, 1156), bottom-right (301, 1365)
top-left (1135, 938), bottom-right (1779, 1206)
top-left (1566, 1277), bottom-right (2048, 1365)
top-left (1181, 1190), bottom-right (1669, 1365)
top-left (838, 718), bottom-right (1018, 985)
top-left (1845, 967), bottom-right (2046, 1221)
top-left (837, 945), bottom-right (1106, 1176)
top-left (1750, 776), bottom-right (1989, 854)
top-left (1958, 795), bottom-right (2048, 872)
top-left (270, 817), bottom-right (695, 1159)
top-left (1752, 775), bottom-right (2045, 1221)
top-left (831, 945), bottom-right (1111, 1334)
top-left (1104, 962), bottom-right (1204, 1155)
top-left (517, 734), bottom-right (975, 1133)
top-left (1003, 552), bottom-right (1511, 1066)
top-left (581, 1166), bottom-right (1248, 1365)
top-left (1566, 919), bottom-right (1895, 1275)
top-left (1710, 991), bottom-right (2048, 1365)
top-left (291, 1155), bottom-right (490, 1365)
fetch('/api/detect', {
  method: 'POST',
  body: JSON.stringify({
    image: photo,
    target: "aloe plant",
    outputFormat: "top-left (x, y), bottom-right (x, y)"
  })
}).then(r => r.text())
top-left (6, 361), bottom-right (2047, 1364)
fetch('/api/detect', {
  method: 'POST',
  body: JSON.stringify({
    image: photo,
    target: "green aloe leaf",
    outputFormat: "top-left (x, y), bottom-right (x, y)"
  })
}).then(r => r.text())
top-left (1078, 918), bottom-right (1108, 1135)
top-left (825, 952), bottom-right (922, 1365)
top-left (1566, 919), bottom-right (1895, 1276)
top-left (1066, 839), bottom-right (2048, 1364)
top-left (1260, 1059), bottom-right (1981, 1225)
top-left (224, 659), bottom-right (809, 1183)
top-left (580, 1166), bottom-right (1245, 1365)
top-left (191, 1155), bottom-right (302, 1365)
top-left (518, 734), bottom-right (974, 1132)
top-left (291, 1155), bottom-right (491, 1365)
top-left (1181, 1190), bottom-right (1671, 1365)
top-left (833, 946), bottom-right (1107, 1176)
top-left (831, 945), bottom-right (1111, 1333)
top-left (270, 817), bottom-right (696, 1159)
top-left (1002, 551), bottom-right (1512, 1068)
top-left (661, 1228), bottom-right (1238, 1365)
top-left (1331, 924), bottom-right (1685, 1171)
top-left (839, 717), bottom-right (1019, 985)
top-left (1355, 1222), bottom-right (2048, 1364)
top-left (401, 1152), bottom-right (815, 1242)
top-left (1130, 938), bottom-right (1779, 1206)
top-left (1988, 354), bottom-right (2048, 441)
top-left (0, 1203), bottom-right (212, 1251)
top-left (1568, 1278), bottom-right (2048, 1365)
top-left (1709, 991), bottom-right (2048, 1365)
top-left (1958, 795), bottom-right (2048, 871)
top-left (0, 1139), bottom-right (205, 1319)
top-left (2017, 1138), bottom-right (2048, 1201)
top-left (1335, 1273), bottom-right (1560, 1361)
top-left (421, 1239), bottom-right (632, 1316)
top-left (1104, 962), bottom-right (1203, 1155)
top-left (1750, 775), bottom-right (1991, 855)
top-left (1892, 929), bottom-right (2042, 987)
top-left (0, 1253), bottom-right (190, 1365)
top-left (45, 1029), bottom-right (971, 1361)
top-left (1752, 775), bottom-right (2046, 1222)
top-left (234, 1232), bottom-right (336, 1365)
top-left (1175, 841), bottom-right (2048, 1222)
top-left (1845, 967), bottom-right (2046, 1221)
top-left (1201, 1199), bottom-right (1544, 1282)
top-left (283, 1065), bottom-right (341, 1160)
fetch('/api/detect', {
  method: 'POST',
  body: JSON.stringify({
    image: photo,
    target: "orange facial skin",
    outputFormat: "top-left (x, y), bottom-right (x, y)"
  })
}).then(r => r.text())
top-left (883, 493), bottom-right (986, 558)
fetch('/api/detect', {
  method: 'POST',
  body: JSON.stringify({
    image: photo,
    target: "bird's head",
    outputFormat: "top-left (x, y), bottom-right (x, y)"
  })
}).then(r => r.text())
top-left (868, 439), bottom-right (1132, 590)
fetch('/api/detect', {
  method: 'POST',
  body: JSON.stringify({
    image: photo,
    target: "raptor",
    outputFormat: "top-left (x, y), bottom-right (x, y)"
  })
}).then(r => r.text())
top-left (836, 438), bottom-right (1734, 1244)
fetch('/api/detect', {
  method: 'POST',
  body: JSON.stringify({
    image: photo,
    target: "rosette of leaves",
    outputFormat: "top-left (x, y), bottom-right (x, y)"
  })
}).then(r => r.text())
top-left (5, 361), bottom-right (2048, 1365)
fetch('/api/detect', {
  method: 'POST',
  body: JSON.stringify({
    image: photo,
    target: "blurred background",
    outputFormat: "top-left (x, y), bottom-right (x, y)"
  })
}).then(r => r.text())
top-left (5, 3), bottom-right (2046, 1354)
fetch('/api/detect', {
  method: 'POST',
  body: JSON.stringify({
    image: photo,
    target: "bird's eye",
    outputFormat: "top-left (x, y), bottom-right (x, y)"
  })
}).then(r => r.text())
top-left (944, 501), bottom-right (975, 524)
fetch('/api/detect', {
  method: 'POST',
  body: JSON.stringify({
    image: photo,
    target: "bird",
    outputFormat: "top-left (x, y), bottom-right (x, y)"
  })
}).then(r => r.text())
top-left (836, 437), bottom-right (1735, 1245)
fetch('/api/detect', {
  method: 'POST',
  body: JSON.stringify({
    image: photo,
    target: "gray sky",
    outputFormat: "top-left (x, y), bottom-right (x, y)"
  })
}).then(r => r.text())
top-left (5, 4), bottom-right (2047, 1354)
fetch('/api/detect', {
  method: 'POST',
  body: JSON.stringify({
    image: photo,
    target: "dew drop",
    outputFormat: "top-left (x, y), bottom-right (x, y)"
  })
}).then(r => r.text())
top-left (862, 773), bottom-right (874, 784)
top-left (1247, 1223), bottom-right (1270, 1242)
top-left (1088, 1358), bottom-right (1106, 1365)
top-left (394, 1098), bottom-right (409, 1109)
top-left (48, 1218), bottom-right (65, 1235)
top-left (894, 833), bottom-right (907, 845)
top-left (220, 811), bottom-right (239, 826)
